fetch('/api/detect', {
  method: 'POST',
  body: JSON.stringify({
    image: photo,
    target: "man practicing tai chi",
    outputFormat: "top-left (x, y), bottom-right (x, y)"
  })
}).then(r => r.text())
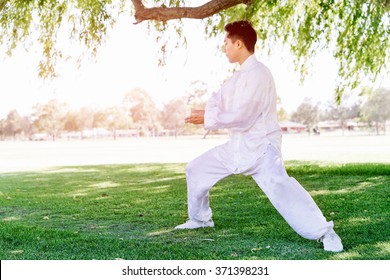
top-left (175, 20), bottom-right (343, 252)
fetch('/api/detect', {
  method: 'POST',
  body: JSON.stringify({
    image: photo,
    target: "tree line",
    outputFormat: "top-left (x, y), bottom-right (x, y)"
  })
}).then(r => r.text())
top-left (1, 86), bottom-right (389, 141)
top-left (284, 87), bottom-right (390, 135)
top-left (0, 82), bottom-right (210, 141)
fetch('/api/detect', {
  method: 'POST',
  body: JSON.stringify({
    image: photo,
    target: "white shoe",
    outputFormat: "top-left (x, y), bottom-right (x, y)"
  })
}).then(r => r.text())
top-left (175, 219), bottom-right (214, 229)
top-left (319, 229), bottom-right (343, 252)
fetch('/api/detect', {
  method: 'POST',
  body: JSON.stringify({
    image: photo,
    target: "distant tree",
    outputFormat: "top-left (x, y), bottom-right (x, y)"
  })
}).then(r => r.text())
top-left (161, 97), bottom-right (188, 137)
top-left (323, 96), bottom-right (361, 135)
top-left (63, 110), bottom-right (81, 134)
top-left (4, 110), bottom-right (22, 140)
top-left (63, 108), bottom-right (93, 138)
top-left (20, 115), bottom-right (34, 139)
top-left (123, 88), bottom-right (160, 136)
top-left (276, 96), bottom-right (289, 121)
top-left (361, 87), bottom-right (390, 135)
top-left (105, 106), bottom-right (133, 139)
top-left (0, 118), bottom-right (5, 140)
top-left (77, 106), bottom-right (95, 138)
top-left (277, 107), bottom-right (289, 121)
top-left (291, 98), bottom-right (319, 134)
top-left (186, 81), bottom-right (211, 109)
top-left (91, 108), bottom-right (106, 128)
top-left (32, 99), bottom-right (67, 141)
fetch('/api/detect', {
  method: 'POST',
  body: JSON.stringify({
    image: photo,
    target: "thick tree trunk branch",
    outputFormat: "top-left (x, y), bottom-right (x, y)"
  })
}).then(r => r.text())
top-left (132, 0), bottom-right (248, 23)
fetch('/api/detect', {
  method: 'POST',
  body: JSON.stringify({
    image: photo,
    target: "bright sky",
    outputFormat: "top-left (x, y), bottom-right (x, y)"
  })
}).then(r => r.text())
top-left (1, 16), bottom-right (389, 118)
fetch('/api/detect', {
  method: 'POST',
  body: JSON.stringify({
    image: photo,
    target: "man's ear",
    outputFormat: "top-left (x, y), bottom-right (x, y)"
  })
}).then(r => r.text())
top-left (235, 40), bottom-right (245, 50)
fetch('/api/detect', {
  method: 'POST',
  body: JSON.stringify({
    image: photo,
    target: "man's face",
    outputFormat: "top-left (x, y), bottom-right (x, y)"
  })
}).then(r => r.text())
top-left (224, 34), bottom-right (239, 63)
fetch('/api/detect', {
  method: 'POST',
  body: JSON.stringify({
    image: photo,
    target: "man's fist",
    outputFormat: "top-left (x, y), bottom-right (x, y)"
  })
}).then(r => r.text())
top-left (185, 109), bottom-right (205, 125)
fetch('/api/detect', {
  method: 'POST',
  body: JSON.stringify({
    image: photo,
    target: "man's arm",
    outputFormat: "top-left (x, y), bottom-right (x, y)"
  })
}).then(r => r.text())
top-left (205, 69), bottom-right (273, 131)
top-left (185, 109), bottom-right (205, 125)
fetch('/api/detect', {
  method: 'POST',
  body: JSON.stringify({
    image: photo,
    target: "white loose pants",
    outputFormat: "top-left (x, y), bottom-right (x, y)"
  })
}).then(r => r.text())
top-left (185, 144), bottom-right (333, 240)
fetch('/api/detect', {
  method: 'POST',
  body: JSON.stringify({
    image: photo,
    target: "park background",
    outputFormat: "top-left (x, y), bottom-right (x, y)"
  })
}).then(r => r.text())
top-left (1, 14), bottom-right (390, 142)
top-left (1, 2), bottom-right (389, 279)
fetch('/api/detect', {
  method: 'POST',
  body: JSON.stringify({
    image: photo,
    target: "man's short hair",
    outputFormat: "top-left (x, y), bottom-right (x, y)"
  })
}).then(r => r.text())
top-left (224, 20), bottom-right (257, 53)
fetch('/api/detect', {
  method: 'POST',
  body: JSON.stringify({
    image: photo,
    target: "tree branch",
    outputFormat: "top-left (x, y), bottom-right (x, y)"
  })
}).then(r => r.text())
top-left (132, 0), bottom-right (248, 24)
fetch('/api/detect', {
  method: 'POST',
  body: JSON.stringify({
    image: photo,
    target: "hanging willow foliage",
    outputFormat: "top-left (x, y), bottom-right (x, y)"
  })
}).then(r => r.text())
top-left (1, 0), bottom-right (389, 100)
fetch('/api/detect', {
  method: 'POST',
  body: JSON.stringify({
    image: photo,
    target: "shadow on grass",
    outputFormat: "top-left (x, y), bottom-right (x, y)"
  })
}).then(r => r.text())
top-left (0, 162), bottom-right (389, 260)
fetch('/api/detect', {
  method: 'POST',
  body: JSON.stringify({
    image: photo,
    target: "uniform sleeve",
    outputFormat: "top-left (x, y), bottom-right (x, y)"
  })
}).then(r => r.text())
top-left (203, 90), bottom-right (222, 130)
top-left (204, 70), bottom-right (271, 131)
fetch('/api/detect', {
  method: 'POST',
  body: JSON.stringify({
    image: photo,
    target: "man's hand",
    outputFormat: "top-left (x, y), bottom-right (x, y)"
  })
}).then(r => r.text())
top-left (185, 109), bottom-right (205, 125)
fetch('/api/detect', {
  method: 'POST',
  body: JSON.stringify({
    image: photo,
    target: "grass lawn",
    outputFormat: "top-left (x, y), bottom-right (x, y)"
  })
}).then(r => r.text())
top-left (0, 162), bottom-right (389, 260)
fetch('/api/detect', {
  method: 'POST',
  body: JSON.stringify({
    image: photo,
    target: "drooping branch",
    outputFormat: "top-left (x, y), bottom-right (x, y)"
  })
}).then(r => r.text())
top-left (132, 0), bottom-right (248, 23)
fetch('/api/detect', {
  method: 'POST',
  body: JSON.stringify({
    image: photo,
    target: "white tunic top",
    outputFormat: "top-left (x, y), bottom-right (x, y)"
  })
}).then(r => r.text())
top-left (204, 54), bottom-right (282, 174)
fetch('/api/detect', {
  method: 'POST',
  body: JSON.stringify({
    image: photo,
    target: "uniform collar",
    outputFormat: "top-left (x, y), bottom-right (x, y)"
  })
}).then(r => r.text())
top-left (240, 54), bottom-right (257, 71)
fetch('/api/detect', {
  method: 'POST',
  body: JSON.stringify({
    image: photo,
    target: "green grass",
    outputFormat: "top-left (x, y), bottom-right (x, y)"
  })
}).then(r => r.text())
top-left (0, 162), bottom-right (389, 260)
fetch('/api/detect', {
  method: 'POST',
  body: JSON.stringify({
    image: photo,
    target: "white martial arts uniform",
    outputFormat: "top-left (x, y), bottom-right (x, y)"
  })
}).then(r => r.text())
top-left (185, 54), bottom-right (334, 240)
